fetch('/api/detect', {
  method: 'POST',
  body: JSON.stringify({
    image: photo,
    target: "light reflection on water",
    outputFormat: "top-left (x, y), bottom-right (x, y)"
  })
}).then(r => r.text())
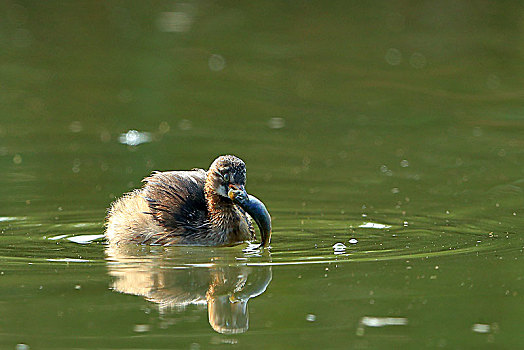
top-left (106, 245), bottom-right (272, 334)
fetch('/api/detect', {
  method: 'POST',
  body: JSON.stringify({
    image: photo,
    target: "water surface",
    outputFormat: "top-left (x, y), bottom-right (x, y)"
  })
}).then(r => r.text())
top-left (1, 1), bottom-right (524, 349)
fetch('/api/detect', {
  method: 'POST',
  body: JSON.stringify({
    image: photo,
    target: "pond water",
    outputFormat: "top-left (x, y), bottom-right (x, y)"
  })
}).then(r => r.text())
top-left (1, 1), bottom-right (524, 349)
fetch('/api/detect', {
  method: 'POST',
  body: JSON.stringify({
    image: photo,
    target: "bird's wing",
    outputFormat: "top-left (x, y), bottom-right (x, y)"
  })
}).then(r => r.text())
top-left (141, 169), bottom-right (209, 231)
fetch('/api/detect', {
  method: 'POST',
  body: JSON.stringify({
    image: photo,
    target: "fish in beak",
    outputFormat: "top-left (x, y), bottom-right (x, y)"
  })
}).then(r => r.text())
top-left (228, 185), bottom-right (271, 248)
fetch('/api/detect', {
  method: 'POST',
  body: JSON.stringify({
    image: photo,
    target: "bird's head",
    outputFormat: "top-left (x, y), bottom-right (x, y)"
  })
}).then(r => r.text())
top-left (206, 155), bottom-right (272, 247)
top-left (206, 155), bottom-right (248, 200)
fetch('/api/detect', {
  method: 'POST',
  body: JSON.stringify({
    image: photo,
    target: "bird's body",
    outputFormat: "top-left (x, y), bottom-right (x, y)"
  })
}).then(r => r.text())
top-left (106, 155), bottom-right (270, 247)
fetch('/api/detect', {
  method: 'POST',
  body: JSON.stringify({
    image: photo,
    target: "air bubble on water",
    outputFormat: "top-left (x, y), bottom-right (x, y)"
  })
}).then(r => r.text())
top-left (333, 243), bottom-right (347, 255)
top-left (348, 238), bottom-right (358, 244)
top-left (333, 243), bottom-right (347, 250)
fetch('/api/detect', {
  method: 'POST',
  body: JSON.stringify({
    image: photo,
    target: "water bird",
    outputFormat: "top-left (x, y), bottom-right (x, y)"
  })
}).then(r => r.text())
top-left (106, 155), bottom-right (271, 247)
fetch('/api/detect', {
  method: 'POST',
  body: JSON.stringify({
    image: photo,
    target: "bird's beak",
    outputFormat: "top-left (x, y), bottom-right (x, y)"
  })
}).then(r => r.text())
top-left (228, 184), bottom-right (248, 202)
top-left (229, 186), bottom-right (272, 248)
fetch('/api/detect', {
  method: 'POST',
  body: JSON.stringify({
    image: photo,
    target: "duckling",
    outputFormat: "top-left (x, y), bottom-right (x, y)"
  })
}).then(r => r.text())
top-left (105, 155), bottom-right (271, 247)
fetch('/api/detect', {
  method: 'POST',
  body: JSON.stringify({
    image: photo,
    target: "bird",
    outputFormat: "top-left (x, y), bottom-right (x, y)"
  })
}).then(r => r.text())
top-left (105, 155), bottom-right (271, 247)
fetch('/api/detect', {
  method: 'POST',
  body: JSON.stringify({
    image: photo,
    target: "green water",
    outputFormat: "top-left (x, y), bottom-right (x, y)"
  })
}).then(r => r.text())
top-left (1, 1), bottom-right (524, 349)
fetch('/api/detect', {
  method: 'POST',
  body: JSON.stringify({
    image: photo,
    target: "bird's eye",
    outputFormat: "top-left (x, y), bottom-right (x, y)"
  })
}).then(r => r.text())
top-left (223, 173), bottom-right (230, 182)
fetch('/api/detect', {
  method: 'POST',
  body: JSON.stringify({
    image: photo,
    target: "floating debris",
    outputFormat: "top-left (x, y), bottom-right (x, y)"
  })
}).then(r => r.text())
top-left (359, 222), bottom-right (391, 229)
top-left (118, 130), bottom-right (152, 146)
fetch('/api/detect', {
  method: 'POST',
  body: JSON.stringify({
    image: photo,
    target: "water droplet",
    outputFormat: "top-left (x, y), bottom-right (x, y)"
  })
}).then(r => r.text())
top-left (117, 89), bottom-right (133, 103)
top-left (156, 11), bottom-right (193, 32)
top-left (268, 117), bottom-right (285, 129)
top-left (118, 130), bottom-right (152, 146)
top-left (385, 48), bottom-right (402, 66)
top-left (208, 54), bottom-right (226, 71)
top-left (13, 154), bottom-right (22, 164)
top-left (306, 314), bottom-right (316, 322)
top-left (178, 119), bottom-right (192, 131)
top-left (69, 121), bottom-right (83, 133)
top-left (158, 121), bottom-right (170, 134)
top-left (133, 324), bottom-right (150, 333)
top-left (409, 52), bottom-right (427, 69)
top-left (472, 323), bottom-right (491, 333)
top-left (486, 74), bottom-right (501, 90)
top-left (12, 28), bottom-right (32, 48)
top-left (472, 127), bottom-right (483, 137)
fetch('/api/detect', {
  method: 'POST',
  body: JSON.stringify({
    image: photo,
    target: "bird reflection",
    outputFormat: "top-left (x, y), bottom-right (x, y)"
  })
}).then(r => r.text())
top-left (105, 244), bottom-right (272, 334)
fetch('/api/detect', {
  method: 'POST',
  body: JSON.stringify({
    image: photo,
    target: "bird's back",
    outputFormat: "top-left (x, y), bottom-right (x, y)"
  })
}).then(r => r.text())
top-left (142, 169), bottom-right (210, 236)
top-left (106, 169), bottom-right (211, 245)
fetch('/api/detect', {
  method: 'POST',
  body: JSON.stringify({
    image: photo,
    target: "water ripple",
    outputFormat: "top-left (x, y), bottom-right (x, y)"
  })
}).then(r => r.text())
top-left (0, 213), bottom-right (520, 267)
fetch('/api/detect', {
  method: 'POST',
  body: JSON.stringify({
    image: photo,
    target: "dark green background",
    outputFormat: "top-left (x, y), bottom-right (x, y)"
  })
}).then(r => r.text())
top-left (1, 1), bottom-right (523, 349)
